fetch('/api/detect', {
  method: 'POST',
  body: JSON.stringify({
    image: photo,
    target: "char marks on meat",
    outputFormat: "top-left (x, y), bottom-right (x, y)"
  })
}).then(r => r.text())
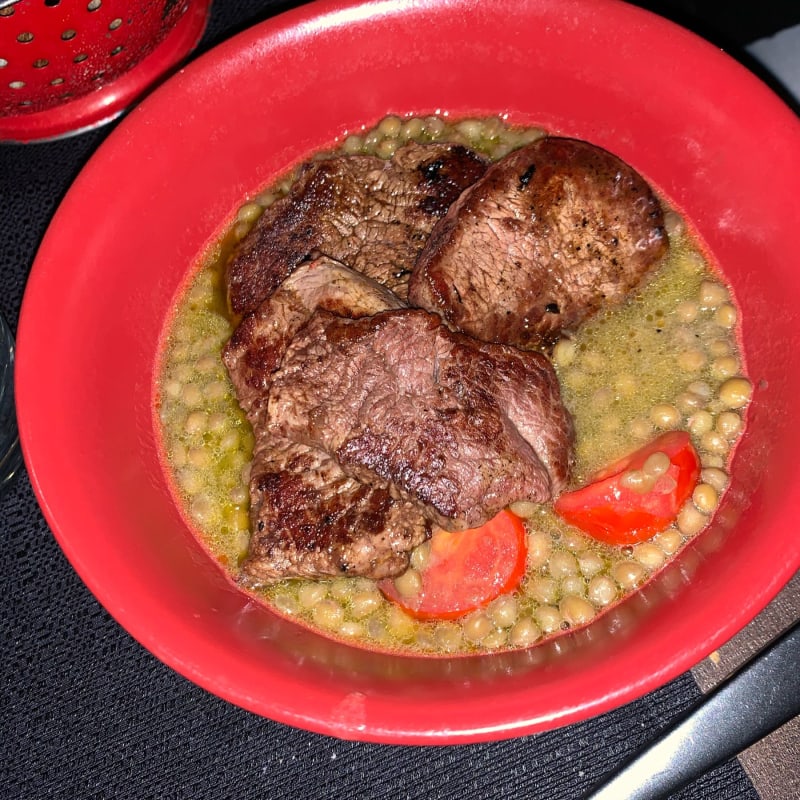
top-left (225, 142), bottom-right (489, 315)
top-left (240, 437), bottom-right (428, 583)
top-left (268, 309), bottom-right (574, 531)
top-left (408, 137), bottom-right (668, 348)
top-left (225, 257), bottom-right (425, 584)
top-left (223, 256), bottom-right (405, 421)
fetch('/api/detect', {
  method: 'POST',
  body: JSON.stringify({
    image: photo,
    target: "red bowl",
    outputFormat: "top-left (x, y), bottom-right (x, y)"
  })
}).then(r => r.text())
top-left (16, 0), bottom-right (800, 743)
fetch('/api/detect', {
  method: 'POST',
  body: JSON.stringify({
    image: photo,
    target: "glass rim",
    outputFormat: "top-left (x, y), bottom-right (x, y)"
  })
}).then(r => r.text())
top-left (0, 311), bottom-right (23, 488)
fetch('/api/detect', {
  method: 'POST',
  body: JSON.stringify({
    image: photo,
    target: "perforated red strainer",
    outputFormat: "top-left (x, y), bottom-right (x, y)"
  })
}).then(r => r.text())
top-left (0, 0), bottom-right (211, 141)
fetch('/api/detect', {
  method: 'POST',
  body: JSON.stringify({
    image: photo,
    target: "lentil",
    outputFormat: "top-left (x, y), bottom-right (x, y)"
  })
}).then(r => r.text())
top-left (339, 621), bottom-right (365, 638)
top-left (707, 339), bottom-right (732, 358)
top-left (488, 595), bottom-right (520, 628)
top-left (482, 629), bottom-right (509, 649)
top-left (653, 528), bottom-right (683, 555)
top-left (577, 550), bottom-right (605, 577)
top-left (633, 542), bottom-right (666, 569)
top-left (534, 605), bottom-right (563, 634)
top-left (716, 411), bottom-right (742, 439)
top-left (699, 280), bottom-right (728, 308)
top-left (435, 624), bottom-right (463, 652)
top-left (629, 416), bottom-right (654, 440)
top-left (663, 210), bottom-right (684, 237)
top-left (298, 583), bottom-right (327, 609)
top-left (714, 304), bottom-right (737, 328)
top-left (612, 561), bottom-right (647, 590)
top-left (409, 541), bottom-right (431, 571)
top-left (701, 467), bottom-right (729, 493)
top-left (510, 617), bottom-right (542, 647)
top-left (674, 299), bottom-right (699, 323)
top-left (688, 411), bottom-right (714, 436)
top-left (711, 356), bottom-right (739, 380)
top-left (677, 349), bottom-right (707, 372)
top-left (587, 575), bottom-right (617, 606)
top-left (387, 606), bottom-right (415, 639)
top-left (700, 431), bottom-right (729, 456)
top-left (719, 377), bottom-right (752, 409)
top-left (393, 568), bottom-right (422, 598)
top-left (548, 551), bottom-right (579, 578)
top-left (312, 599), bottom-right (345, 629)
top-left (677, 502), bottom-right (708, 536)
top-left (509, 500), bottom-right (540, 519)
top-left (553, 337), bottom-right (577, 367)
top-left (562, 576), bottom-right (588, 597)
top-left (560, 595), bottom-right (596, 626)
top-left (527, 531), bottom-right (552, 568)
top-left (650, 403), bottom-right (681, 429)
top-left (693, 483), bottom-right (719, 514)
top-left (614, 372), bottom-right (637, 398)
top-left (350, 590), bottom-right (382, 619)
top-left (463, 613), bottom-right (493, 643)
top-left (527, 576), bottom-right (558, 604)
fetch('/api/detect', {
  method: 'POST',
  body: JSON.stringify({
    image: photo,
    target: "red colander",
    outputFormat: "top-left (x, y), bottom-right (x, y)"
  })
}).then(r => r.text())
top-left (0, 0), bottom-right (211, 142)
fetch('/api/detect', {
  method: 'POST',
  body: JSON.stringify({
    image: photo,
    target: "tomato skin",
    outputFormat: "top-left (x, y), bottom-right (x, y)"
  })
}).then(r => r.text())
top-left (554, 431), bottom-right (700, 545)
top-left (379, 510), bottom-right (527, 620)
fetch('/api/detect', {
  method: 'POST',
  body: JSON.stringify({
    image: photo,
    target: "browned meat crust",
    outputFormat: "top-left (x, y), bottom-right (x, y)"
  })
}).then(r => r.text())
top-left (222, 256), bottom-right (405, 422)
top-left (408, 137), bottom-right (668, 348)
top-left (268, 309), bottom-right (574, 531)
top-left (223, 257), bottom-right (426, 583)
top-left (225, 142), bottom-right (488, 315)
top-left (239, 436), bottom-right (428, 584)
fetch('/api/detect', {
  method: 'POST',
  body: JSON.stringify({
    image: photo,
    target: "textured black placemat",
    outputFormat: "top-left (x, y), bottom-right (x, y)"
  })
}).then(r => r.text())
top-left (0, 1), bottom-right (771, 798)
top-left (0, 468), bottom-right (757, 799)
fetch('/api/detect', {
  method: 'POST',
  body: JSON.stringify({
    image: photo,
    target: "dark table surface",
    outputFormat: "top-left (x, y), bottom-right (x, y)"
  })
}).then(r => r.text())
top-left (2, 2), bottom-right (798, 798)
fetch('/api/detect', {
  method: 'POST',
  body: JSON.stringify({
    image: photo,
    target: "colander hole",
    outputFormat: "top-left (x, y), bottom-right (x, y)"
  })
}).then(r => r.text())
top-left (33, 58), bottom-right (49, 69)
top-left (17, 32), bottom-right (34, 43)
top-left (0, 7), bottom-right (15, 18)
top-left (73, 53), bottom-right (88, 63)
top-left (50, 77), bottom-right (64, 85)
top-left (92, 70), bottom-right (105, 81)
top-left (110, 45), bottom-right (124, 56)
top-left (9, 80), bottom-right (25, 89)
top-left (87, 0), bottom-right (101, 10)
top-left (0, 59), bottom-right (7, 69)
top-left (19, 99), bottom-right (32, 106)
top-left (61, 29), bottom-right (77, 41)
top-left (45, 0), bottom-right (62, 6)
top-left (108, 18), bottom-right (122, 30)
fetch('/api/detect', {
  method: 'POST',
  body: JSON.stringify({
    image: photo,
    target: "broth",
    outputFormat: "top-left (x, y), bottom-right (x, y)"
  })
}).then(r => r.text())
top-left (155, 115), bottom-right (749, 655)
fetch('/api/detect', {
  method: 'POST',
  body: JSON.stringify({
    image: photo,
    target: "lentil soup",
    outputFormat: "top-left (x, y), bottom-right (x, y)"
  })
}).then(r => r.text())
top-left (155, 115), bottom-right (750, 656)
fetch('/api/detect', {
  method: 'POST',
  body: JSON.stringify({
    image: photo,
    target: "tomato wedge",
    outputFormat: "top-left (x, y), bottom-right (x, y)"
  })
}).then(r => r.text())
top-left (379, 510), bottom-right (527, 620)
top-left (554, 431), bottom-right (700, 545)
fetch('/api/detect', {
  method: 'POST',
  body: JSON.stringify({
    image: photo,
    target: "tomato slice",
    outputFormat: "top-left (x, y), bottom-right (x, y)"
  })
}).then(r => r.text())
top-left (379, 510), bottom-right (527, 620)
top-left (554, 431), bottom-right (700, 545)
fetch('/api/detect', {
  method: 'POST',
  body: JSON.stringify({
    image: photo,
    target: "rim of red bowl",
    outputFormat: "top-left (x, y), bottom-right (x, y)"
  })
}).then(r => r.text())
top-left (15, 0), bottom-right (800, 743)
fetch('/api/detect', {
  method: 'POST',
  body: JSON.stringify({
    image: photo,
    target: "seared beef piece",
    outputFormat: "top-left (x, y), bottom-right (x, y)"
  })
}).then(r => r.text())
top-left (239, 436), bottom-right (428, 584)
top-left (223, 256), bottom-right (404, 420)
top-left (268, 309), bottom-right (574, 531)
top-left (408, 137), bottom-right (668, 348)
top-left (223, 256), bottom-right (419, 583)
top-left (226, 141), bottom-right (489, 314)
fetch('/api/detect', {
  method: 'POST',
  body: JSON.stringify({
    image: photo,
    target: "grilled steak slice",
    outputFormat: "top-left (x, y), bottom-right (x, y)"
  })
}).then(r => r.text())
top-left (223, 256), bottom-right (416, 582)
top-left (268, 309), bottom-right (574, 531)
top-left (223, 256), bottom-right (404, 420)
top-left (408, 137), bottom-right (668, 348)
top-left (226, 141), bottom-right (489, 314)
top-left (239, 435), bottom-right (428, 584)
